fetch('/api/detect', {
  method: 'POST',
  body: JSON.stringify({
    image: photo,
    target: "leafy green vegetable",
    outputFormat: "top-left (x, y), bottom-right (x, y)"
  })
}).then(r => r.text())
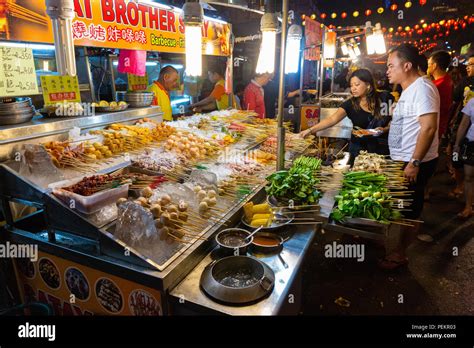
top-left (330, 171), bottom-right (402, 223)
top-left (265, 156), bottom-right (322, 205)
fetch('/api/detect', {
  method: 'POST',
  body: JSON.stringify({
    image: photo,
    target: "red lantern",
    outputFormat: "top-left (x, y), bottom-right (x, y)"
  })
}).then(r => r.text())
top-left (398, 26), bottom-right (403, 31)
top-left (417, 29), bottom-right (423, 34)
top-left (431, 23), bottom-right (436, 28)
top-left (433, 34), bottom-right (437, 39)
top-left (390, 4), bottom-right (398, 11)
top-left (426, 38), bottom-right (430, 41)
top-left (445, 30), bottom-right (450, 36)
top-left (320, 13), bottom-right (327, 19)
top-left (414, 24), bottom-right (420, 29)
top-left (462, 23), bottom-right (467, 29)
top-left (341, 12), bottom-right (347, 19)
top-left (365, 9), bottom-right (372, 16)
top-left (419, 0), bottom-right (427, 6)
top-left (454, 26), bottom-right (459, 30)
top-left (438, 33), bottom-right (443, 37)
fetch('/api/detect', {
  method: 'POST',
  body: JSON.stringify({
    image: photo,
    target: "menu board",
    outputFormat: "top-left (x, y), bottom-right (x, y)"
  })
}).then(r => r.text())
top-left (127, 73), bottom-right (149, 91)
top-left (0, 45), bottom-right (39, 97)
top-left (40, 75), bottom-right (81, 106)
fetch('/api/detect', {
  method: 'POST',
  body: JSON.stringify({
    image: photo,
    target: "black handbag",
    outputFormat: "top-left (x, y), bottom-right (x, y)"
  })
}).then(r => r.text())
top-left (460, 139), bottom-right (474, 164)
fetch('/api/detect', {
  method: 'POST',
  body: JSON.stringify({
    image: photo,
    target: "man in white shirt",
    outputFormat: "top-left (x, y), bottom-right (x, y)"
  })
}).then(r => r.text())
top-left (381, 44), bottom-right (440, 270)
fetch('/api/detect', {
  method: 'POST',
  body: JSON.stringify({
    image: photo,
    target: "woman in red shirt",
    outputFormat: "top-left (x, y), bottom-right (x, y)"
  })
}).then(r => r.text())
top-left (243, 73), bottom-right (273, 118)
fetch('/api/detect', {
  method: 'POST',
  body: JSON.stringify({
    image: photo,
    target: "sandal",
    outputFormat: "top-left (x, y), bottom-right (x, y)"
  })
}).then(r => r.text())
top-left (378, 257), bottom-right (408, 270)
top-left (457, 210), bottom-right (474, 220)
top-left (448, 190), bottom-right (463, 199)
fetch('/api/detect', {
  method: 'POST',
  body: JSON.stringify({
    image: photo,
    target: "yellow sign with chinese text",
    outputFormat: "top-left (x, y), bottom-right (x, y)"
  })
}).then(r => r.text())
top-left (127, 73), bottom-right (149, 92)
top-left (40, 75), bottom-right (81, 106)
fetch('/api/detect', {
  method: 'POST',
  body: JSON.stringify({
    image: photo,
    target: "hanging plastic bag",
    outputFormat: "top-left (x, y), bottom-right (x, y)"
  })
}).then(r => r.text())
top-left (117, 49), bottom-right (147, 76)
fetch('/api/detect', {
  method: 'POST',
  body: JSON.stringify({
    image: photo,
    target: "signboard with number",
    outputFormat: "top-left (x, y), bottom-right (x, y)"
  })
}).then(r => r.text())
top-left (127, 73), bottom-right (149, 92)
top-left (40, 75), bottom-right (81, 106)
top-left (300, 105), bottom-right (320, 130)
top-left (0, 45), bottom-right (39, 97)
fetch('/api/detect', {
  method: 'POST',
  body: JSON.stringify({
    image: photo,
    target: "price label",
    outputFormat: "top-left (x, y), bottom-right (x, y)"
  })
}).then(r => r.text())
top-left (127, 73), bottom-right (149, 91)
top-left (0, 45), bottom-right (39, 97)
top-left (40, 75), bottom-right (81, 106)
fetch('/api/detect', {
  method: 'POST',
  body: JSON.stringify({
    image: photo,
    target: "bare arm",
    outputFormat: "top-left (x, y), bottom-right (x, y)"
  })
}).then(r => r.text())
top-left (196, 102), bottom-right (217, 112)
top-left (411, 113), bottom-right (438, 161)
top-left (190, 95), bottom-right (217, 108)
top-left (454, 114), bottom-right (471, 148)
top-left (307, 107), bottom-right (347, 135)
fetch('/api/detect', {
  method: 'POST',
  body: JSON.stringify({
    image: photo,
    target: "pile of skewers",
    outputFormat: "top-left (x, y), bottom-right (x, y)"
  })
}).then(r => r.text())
top-left (331, 171), bottom-right (417, 227)
top-left (62, 173), bottom-right (166, 196)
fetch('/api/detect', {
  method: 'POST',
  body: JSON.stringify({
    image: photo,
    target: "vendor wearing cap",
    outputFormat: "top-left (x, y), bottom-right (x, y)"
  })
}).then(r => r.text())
top-left (190, 64), bottom-right (233, 112)
top-left (147, 65), bottom-right (179, 121)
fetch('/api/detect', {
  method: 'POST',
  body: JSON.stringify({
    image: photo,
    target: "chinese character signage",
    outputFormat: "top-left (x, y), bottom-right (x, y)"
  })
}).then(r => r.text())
top-left (0, 0), bottom-right (231, 56)
top-left (127, 73), bottom-right (149, 91)
top-left (40, 75), bottom-right (81, 106)
top-left (0, 45), bottom-right (39, 97)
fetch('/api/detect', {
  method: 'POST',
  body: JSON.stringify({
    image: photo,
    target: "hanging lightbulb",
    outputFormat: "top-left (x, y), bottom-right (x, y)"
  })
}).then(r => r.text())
top-left (340, 38), bottom-right (349, 56)
top-left (374, 23), bottom-right (387, 54)
top-left (256, 12), bottom-right (278, 74)
top-left (366, 21), bottom-right (376, 55)
top-left (285, 24), bottom-right (302, 74)
top-left (350, 38), bottom-right (361, 57)
top-left (182, 1), bottom-right (203, 77)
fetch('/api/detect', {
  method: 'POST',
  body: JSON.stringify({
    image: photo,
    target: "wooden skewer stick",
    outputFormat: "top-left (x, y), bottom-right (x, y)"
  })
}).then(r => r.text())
top-left (390, 221), bottom-right (415, 227)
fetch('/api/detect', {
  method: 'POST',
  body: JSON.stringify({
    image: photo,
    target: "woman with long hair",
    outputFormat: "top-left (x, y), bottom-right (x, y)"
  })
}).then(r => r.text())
top-left (299, 68), bottom-right (394, 164)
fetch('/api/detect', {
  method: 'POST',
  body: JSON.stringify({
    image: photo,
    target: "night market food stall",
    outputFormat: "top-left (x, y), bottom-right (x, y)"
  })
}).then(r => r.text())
top-left (0, 0), bottom-right (327, 316)
top-left (0, 0), bottom-right (473, 318)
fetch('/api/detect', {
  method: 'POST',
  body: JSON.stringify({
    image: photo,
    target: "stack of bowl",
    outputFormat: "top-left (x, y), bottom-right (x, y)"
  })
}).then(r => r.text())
top-left (0, 97), bottom-right (36, 125)
top-left (116, 91), bottom-right (154, 108)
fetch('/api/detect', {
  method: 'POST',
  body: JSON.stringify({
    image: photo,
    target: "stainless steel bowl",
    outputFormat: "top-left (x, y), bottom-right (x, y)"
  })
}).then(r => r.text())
top-left (0, 110), bottom-right (35, 125)
top-left (216, 228), bottom-right (253, 256)
top-left (0, 99), bottom-right (36, 125)
top-left (116, 91), bottom-right (154, 108)
top-left (0, 97), bottom-right (32, 111)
